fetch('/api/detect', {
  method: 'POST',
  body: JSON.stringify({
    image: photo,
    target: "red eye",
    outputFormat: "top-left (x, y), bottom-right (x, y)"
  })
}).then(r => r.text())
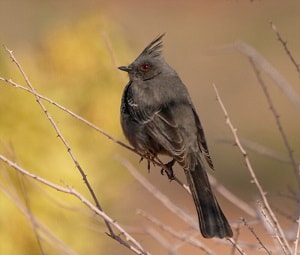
top-left (141, 64), bottom-right (151, 71)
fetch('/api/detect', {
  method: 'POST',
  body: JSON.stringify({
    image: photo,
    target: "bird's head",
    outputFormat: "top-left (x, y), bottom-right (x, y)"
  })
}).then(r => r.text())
top-left (118, 33), bottom-right (167, 81)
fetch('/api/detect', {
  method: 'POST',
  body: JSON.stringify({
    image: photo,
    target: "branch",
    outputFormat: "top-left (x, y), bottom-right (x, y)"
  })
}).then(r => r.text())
top-left (2, 45), bottom-right (114, 235)
top-left (294, 215), bottom-right (300, 255)
top-left (0, 154), bottom-right (149, 255)
top-left (227, 238), bottom-right (247, 255)
top-left (118, 157), bottom-right (198, 229)
top-left (0, 76), bottom-right (189, 193)
top-left (18, 176), bottom-right (46, 254)
top-left (233, 41), bottom-right (300, 112)
top-left (146, 227), bottom-right (180, 255)
top-left (0, 182), bottom-right (78, 255)
top-left (248, 57), bottom-right (300, 192)
top-left (217, 137), bottom-right (293, 165)
top-left (269, 21), bottom-right (300, 77)
top-left (137, 209), bottom-right (218, 255)
top-left (212, 83), bottom-right (293, 255)
top-left (208, 173), bottom-right (256, 217)
top-left (257, 201), bottom-right (288, 255)
top-left (230, 222), bottom-right (241, 255)
top-left (241, 218), bottom-right (272, 255)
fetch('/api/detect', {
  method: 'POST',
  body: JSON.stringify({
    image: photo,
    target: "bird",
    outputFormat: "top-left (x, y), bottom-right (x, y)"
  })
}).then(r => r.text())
top-left (118, 34), bottom-right (233, 238)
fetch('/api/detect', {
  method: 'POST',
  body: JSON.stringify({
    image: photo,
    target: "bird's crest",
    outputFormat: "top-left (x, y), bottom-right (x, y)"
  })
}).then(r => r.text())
top-left (138, 33), bottom-right (165, 58)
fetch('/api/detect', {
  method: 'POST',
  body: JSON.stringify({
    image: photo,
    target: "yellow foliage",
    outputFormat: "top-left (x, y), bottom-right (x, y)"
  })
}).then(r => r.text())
top-left (0, 13), bottom-right (132, 254)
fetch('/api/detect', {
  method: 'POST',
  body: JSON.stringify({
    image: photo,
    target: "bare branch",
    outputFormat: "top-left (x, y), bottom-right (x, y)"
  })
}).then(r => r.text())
top-left (18, 177), bottom-right (46, 254)
top-left (101, 30), bottom-right (125, 83)
top-left (294, 215), bottom-right (300, 255)
top-left (233, 41), bottom-right (300, 112)
top-left (249, 57), bottom-right (300, 191)
top-left (2, 45), bottom-right (114, 236)
top-left (208, 173), bottom-right (256, 217)
top-left (241, 218), bottom-right (272, 255)
top-left (257, 201), bottom-right (288, 255)
top-left (0, 183), bottom-right (78, 255)
top-left (138, 209), bottom-right (218, 255)
top-left (269, 21), bottom-right (300, 77)
top-left (217, 137), bottom-right (293, 164)
top-left (117, 157), bottom-right (198, 230)
top-left (212, 83), bottom-right (293, 255)
top-left (146, 227), bottom-right (180, 255)
top-left (0, 76), bottom-right (135, 153)
top-left (230, 222), bottom-right (241, 255)
top-left (0, 154), bottom-right (150, 255)
top-left (227, 238), bottom-right (247, 255)
top-left (0, 76), bottom-right (189, 193)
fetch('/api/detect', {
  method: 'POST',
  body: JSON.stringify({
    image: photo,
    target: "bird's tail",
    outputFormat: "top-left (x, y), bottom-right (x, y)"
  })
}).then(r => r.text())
top-left (184, 155), bottom-right (233, 238)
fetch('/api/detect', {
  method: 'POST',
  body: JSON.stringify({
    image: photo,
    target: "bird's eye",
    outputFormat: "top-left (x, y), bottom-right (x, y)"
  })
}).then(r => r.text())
top-left (140, 64), bottom-right (151, 72)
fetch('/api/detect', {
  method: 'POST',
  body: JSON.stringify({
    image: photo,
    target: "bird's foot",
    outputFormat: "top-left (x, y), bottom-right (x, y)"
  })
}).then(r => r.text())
top-left (160, 159), bottom-right (176, 181)
top-left (139, 152), bottom-right (156, 173)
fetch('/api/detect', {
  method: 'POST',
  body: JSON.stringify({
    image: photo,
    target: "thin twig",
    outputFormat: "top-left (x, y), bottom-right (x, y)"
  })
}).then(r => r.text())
top-left (212, 83), bottom-right (292, 255)
top-left (233, 41), bottom-right (300, 112)
top-left (101, 30), bottom-right (125, 83)
top-left (257, 200), bottom-right (288, 255)
top-left (217, 137), bottom-right (293, 164)
top-left (0, 76), bottom-right (135, 153)
top-left (0, 154), bottom-right (149, 255)
top-left (294, 215), bottom-right (300, 255)
top-left (17, 176), bottom-right (46, 254)
top-left (208, 173), bottom-right (256, 217)
top-left (241, 218), bottom-right (272, 255)
top-left (269, 21), bottom-right (300, 77)
top-left (2, 45), bottom-right (114, 236)
top-left (146, 227), bottom-right (180, 255)
top-left (137, 210), bottom-right (218, 255)
top-left (227, 238), bottom-right (247, 255)
top-left (117, 157), bottom-right (198, 230)
top-left (230, 221), bottom-right (241, 255)
top-left (249, 57), bottom-right (300, 192)
top-left (0, 183), bottom-right (78, 255)
top-left (0, 76), bottom-right (190, 193)
top-left (153, 156), bottom-right (191, 194)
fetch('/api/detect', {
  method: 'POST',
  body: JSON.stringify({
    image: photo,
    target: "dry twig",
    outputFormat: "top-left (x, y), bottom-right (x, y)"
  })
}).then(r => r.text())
top-left (249, 57), bottom-right (300, 192)
top-left (0, 154), bottom-right (149, 255)
top-left (208, 173), bottom-right (256, 217)
top-left (2, 45), bottom-right (115, 236)
top-left (146, 227), bottom-right (180, 255)
top-left (213, 83), bottom-right (292, 255)
top-left (227, 238), bottom-right (247, 255)
top-left (233, 41), bottom-right (300, 112)
top-left (217, 137), bottom-right (292, 165)
top-left (0, 79), bottom-right (190, 194)
top-left (138, 209), bottom-right (218, 255)
top-left (0, 182), bottom-right (78, 255)
top-left (269, 21), bottom-right (300, 77)
top-left (118, 157), bottom-right (198, 229)
top-left (241, 218), bottom-right (272, 255)
top-left (294, 215), bottom-right (300, 255)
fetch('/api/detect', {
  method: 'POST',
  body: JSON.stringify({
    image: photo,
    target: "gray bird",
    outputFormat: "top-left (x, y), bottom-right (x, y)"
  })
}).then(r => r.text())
top-left (119, 34), bottom-right (233, 238)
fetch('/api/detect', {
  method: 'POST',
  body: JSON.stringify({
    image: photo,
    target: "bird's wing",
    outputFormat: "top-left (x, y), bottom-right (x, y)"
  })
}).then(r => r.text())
top-left (130, 103), bottom-right (187, 165)
top-left (192, 108), bottom-right (214, 170)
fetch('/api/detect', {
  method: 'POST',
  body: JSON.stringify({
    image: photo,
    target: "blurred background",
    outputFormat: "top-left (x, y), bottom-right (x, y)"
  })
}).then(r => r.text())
top-left (0, 0), bottom-right (300, 254)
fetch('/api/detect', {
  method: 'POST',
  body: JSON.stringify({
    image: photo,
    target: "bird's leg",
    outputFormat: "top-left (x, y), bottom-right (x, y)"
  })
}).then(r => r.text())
top-left (160, 159), bottom-right (176, 181)
top-left (139, 152), bottom-right (156, 173)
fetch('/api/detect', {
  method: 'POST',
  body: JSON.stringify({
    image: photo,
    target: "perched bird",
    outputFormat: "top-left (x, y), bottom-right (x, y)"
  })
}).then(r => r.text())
top-left (119, 34), bottom-right (233, 238)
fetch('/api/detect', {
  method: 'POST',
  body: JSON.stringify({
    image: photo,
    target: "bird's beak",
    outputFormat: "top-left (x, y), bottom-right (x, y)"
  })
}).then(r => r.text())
top-left (118, 65), bottom-right (132, 72)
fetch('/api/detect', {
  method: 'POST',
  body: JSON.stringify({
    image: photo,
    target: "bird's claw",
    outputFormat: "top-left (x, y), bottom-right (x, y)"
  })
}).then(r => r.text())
top-left (140, 153), bottom-right (156, 173)
top-left (161, 159), bottom-right (176, 181)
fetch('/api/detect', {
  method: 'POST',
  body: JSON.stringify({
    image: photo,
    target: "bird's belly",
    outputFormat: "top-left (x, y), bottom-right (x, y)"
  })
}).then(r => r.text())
top-left (121, 116), bottom-right (166, 156)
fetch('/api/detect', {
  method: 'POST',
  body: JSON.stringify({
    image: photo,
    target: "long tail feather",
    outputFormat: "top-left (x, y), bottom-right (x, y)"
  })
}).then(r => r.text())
top-left (184, 156), bottom-right (233, 238)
